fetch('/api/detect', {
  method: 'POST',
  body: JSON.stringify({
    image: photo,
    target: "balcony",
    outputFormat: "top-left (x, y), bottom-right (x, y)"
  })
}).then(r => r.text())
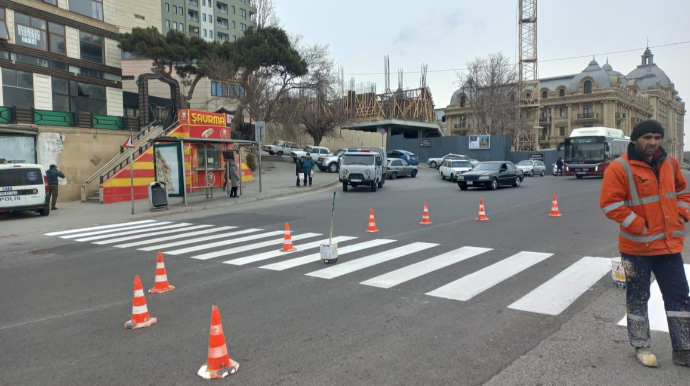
top-left (188, 0), bottom-right (199, 7)
top-left (454, 122), bottom-right (468, 129)
top-left (217, 17), bottom-right (229, 29)
top-left (615, 112), bottom-right (627, 122)
top-left (188, 14), bottom-right (199, 22)
top-left (576, 112), bottom-right (598, 122)
top-left (539, 115), bottom-right (551, 123)
top-left (217, 5), bottom-right (229, 15)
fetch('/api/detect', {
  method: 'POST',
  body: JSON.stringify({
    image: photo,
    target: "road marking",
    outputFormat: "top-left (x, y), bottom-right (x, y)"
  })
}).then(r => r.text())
top-left (306, 242), bottom-right (438, 279)
top-left (60, 222), bottom-right (170, 239)
top-left (508, 256), bottom-right (611, 315)
top-left (426, 251), bottom-right (553, 301)
top-left (75, 223), bottom-right (193, 242)
top-left (92, 224), bottom-right (214, 245)
top-left (191, 233), bottom-right (322, 260)
top-left (114, 226), bottom-right (236, 248)
top-left (165, 230), bottom-right (285, 255)
top-left (361, 246), bottom-right (492, 289)
top-left (44, 220), bottom-right (157, 236)
top-left (223, 236), bottom-right (358, 266)
top-left (260, 239), bottom-right (396, 271)
top-left (618, 264), bottom-right (690, 332)
top-left (138, 229), bottom-right (262, 251)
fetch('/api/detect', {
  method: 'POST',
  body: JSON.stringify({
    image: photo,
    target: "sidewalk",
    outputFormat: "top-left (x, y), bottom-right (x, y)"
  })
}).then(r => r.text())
top-left (0, 156), bottom-right (338, 237)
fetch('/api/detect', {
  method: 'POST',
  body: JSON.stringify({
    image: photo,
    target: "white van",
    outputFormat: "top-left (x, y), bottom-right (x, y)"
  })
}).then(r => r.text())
top-left (0, 163), bottom-right (50, 216)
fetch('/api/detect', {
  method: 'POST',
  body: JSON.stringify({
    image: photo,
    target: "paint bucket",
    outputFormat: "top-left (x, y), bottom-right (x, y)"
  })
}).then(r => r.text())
top-left (320, 242), bottom-right (338, 264)
top-left (611, 257), bottom-right (626, 289)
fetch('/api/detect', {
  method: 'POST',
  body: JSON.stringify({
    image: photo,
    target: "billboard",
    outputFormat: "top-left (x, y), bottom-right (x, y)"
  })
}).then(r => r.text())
top-left (469, 135), bottom-right (491, 150)
top-left (178, 109), bottom-right (231, 140)
top-left (153, 143), bottom-right (184, 197)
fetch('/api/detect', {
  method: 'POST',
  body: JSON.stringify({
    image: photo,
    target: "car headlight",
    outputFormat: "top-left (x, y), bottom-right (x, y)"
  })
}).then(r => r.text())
top-left (458, 175), bottom-right (464, 181)
top-left (365, 170), bottom-right (371, 176)
top-left (455, 171), bottom-right (460, 174)
top-left (479, 176), bottom-right (491, 180)
top-left (595, 165), bottom-right (599, 172)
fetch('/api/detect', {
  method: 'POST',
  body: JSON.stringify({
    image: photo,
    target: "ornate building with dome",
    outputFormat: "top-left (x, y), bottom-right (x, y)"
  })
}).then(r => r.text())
top-left (444, 48), bottom-right (686, 159)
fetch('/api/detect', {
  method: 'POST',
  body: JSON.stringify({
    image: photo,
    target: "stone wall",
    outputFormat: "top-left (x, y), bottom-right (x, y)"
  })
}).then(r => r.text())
top-left (264, 124), bottom-right (387, 151)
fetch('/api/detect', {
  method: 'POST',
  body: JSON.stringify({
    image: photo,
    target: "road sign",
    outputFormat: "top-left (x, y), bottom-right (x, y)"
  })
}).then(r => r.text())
top-left (123, 134), bottom-right (134, 149)
top-left (380, 128), bottom-right (386, 135)
top-left (255, 121), bottom-right (266, 142)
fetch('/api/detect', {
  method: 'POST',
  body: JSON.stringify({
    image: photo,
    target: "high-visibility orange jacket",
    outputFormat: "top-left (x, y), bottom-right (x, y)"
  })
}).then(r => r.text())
top-left (600, 144), bottom-right (690, 255)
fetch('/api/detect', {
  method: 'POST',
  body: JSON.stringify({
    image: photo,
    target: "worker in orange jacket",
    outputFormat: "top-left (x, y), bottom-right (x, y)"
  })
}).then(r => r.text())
top-left (600, 120), bottom-right (690, 368)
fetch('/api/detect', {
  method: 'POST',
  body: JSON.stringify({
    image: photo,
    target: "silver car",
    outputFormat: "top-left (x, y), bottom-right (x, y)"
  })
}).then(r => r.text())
top-left (386, 158), bottom-right (418, 179)
top-left (516, 160), bottom-right (546, 177)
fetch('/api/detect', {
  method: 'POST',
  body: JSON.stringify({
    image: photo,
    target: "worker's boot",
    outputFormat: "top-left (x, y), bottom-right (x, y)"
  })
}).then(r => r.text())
top-left (635, 348), bottom-right (659, 367)
top-left (672, 350), bottom-right (690, 366)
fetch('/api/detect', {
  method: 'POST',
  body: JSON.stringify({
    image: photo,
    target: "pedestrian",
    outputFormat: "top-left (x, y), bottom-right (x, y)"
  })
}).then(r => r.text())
top-left (229, 162), bottom-right (240, 198)
top-left (222, 161), bottom-right (230, 191)
top-left (599, 120), bottom-right (690, 368)
top-left (302, 153), bottom-right (314, 187)
top-left (556, 157), bottom-right (564, 176)
top-left (295, 157), bottom-right (304, 187)
top-left (45, 164), bottom-right (65, 210)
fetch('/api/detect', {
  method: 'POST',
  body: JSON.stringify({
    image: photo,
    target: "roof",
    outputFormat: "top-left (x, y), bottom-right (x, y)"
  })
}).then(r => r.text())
top-left (626, 48), bottom-right (673, 88)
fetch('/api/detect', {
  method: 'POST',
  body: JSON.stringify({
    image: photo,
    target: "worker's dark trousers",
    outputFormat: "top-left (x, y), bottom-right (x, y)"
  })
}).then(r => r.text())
top-left (621, 252), bottom-right (690, 351)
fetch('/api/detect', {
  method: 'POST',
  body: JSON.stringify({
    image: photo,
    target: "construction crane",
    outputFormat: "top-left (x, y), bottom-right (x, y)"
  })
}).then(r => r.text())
top-left (515, 0), bottom-right (540, 151)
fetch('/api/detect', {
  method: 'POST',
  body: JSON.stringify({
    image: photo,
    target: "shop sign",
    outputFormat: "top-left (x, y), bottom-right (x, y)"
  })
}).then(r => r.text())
top-left (16, 25), bottom-right (42, 48)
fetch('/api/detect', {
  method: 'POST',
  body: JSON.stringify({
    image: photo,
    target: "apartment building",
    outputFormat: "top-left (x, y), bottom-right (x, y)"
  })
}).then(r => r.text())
top-left (161, 0), bottom-right (256, 43)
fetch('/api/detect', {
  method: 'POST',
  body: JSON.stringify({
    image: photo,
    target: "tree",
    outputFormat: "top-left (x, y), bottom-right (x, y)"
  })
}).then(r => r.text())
top-left (253, 0), bottom-right (279, 28)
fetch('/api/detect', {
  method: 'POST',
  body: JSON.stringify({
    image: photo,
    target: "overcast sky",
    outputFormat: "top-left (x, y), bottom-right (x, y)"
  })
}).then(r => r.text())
top-left (275, 0), bottom-right (690, 149)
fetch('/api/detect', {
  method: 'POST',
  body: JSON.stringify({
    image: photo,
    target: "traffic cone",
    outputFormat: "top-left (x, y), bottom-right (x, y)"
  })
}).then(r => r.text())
top-left (149, 251), bottom-right (175, 294)
top-left (198, 305), bottom-right (240, 379)
top-left (366, 208), bottom-right (380, 233)
top-left (124, 275), bottom-right (157, 329)
top-left (548, 195), bottom-right (563, 217)
top-left (280, 222), bottom-right (296, 252)
top-left (420, 202), bottom-right (432, 225)
top-left (475, 199), bottom-right (489, 221)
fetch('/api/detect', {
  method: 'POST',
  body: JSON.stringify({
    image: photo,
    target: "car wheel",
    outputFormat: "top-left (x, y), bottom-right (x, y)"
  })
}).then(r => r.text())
top-left (529, 170), bottom-right (534, 177)
top-left (513, 176), bottom-right (521, 187)
top-left (441, 173), bottom-right (446, 180)
top-left (328, 163), bottom-right (339, 173)
top-left (459, 184), bottom-right (468, 191)
top-left (411, 170), bottom-right (417, 178)
top-left (378, 179), bottom-right (383, 188)
top-left (490, 178), bottom-right (498, 190)
top-left (430, 161), bottom-right (437, 168)
top-left (342, 182), bottom-right (348, 191)
top-left (370, 183), bottom-right (377, 192)
top-left (540, 170), bottom-right (545, 177)
top-left (39, 206), bottom-right (50, 216)
top-left (391, 172), bottom-right (397, 180)
top-left (277, 151), bottom-right (283, 156)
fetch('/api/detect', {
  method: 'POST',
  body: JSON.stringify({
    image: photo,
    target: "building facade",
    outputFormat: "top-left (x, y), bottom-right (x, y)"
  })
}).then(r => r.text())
top-left (160, 0), bottom-right (256, 43)
top-left (445, 49), bottom-right (686, 160)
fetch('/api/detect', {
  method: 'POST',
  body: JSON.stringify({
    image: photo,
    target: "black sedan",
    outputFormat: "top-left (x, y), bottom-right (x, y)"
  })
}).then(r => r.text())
top-left (456, 161), bottom-right (523, 190)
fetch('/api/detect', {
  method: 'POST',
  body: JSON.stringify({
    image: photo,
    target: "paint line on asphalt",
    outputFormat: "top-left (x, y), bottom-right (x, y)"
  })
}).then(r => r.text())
top-left (115, 226), bottom-right (237, 248)
top-left (361, 246), bottom-right (492, 289)
top-left (44, 220), bottom-right (157, 236)
top-left (223, 236), bottom-right (358, 266)
top-left (165, 230), bottom-right (285, 255)
top-left (92, 224), bottom-right (214, 245)
top-left (59, 222), bottom-right (169, 239)
top-left (426, 251), bottom-right (553, 302)
top-left (307, 242), bottom-right (438, 279)
top-left (76, 223), bottom-right (193, 242)
top-left (191, 233), bottom-right (322, 260)
top-left (137, 228), bottom-right (262, 251)
top-left (508, 256), bottom-right (611, 316)
top-left (260, 239), bottom-right (396, 271)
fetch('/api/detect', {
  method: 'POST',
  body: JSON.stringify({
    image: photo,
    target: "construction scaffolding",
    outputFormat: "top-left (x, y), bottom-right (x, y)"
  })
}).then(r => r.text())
top-left (515, 0), bottom-right (540, 151)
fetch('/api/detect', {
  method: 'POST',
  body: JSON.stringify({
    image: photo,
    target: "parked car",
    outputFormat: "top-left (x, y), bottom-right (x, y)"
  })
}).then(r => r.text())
top-left (261, 140), bottom-right (299, 156)
top-left (317, 148), bottom-right (347, 172)
top-left (386, 149), bottom-right (419, 166)
top-left (516, 160), bottom-right (547, 177)
top-left (456, 161), bottom-right (523, 190)
top-left (0, 163), bottom-right (50, 216)
top-left (291, 146), bottom-right (331, 162)
top-left (439, 159), bottom-right (474, 182)
top-left (427, 153), bottom-right (463, 169)
top-left (386, 158), bottom-right (418, 179)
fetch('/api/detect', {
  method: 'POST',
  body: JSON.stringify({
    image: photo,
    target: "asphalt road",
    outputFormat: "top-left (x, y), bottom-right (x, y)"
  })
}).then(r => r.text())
top-left (1, 166), bottom-right (686, 385)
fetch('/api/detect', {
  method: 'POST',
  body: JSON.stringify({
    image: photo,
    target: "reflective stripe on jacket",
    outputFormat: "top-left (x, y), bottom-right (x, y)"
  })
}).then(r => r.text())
top-left (600, 147), bottom-right (690, 255)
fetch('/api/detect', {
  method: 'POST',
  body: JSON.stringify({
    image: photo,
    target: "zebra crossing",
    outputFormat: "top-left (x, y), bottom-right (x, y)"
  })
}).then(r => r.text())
top-left (44, 220), bottom-right (658, 323)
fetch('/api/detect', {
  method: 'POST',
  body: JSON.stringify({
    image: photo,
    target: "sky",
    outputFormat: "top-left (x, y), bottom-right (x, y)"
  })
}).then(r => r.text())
top-left (274, 0), bottom-right (690, 150)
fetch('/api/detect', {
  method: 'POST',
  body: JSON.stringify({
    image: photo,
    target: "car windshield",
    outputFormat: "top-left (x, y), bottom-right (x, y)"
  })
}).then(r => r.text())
top-left (342, 155), bottom-right (376, 165)
top-left (517, 161), bottom-right (533, 166)
top-left (334, 149), bottom-right (346, 156)
top-left (303, 147), bottom-right (312, 152)
top-left (450, 161), bottom-right (472, 168)
top-left (273, 141), bottom-right (281, 145)
top-left (473, 163), bottom-right (499, 171)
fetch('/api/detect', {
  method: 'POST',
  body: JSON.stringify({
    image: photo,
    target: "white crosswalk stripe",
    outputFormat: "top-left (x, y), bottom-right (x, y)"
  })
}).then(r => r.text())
top-left (306, 242), bottom-right (438, 279)
top-left (76, 223), bottom-right (193, 242)
top-left (508, 257), bottom-right (611, 316)
top-left (361, 246), bottom-right (492, 289)
top-left (137, 228), bottom-right (262, 251)
top-left (60, 222), bottom-right (170, 239)
top-left (92, 224), bottom-right (215, 245)
top-left (191, 233), bottom-right (322, 260)
top-left (427, 251), bottom-right (553, 301)
top-left (114, 226), bottom-right (237, 248)
top-left (260, 239), bottom-right (396, 271)
top-left (165, 230), bottom-right (285, 255)
top-left (223, 236), bottom-right (358, 266)
top-left (44, 220), bottom-right (157, 236)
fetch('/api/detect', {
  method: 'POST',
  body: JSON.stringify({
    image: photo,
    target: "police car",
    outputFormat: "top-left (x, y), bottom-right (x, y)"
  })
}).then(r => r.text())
top-left (0, 163), bottom-right (50, 216)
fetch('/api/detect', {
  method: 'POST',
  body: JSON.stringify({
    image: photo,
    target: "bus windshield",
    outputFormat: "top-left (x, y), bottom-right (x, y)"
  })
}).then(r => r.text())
top-left (566, 142), bottom-right (605, 162)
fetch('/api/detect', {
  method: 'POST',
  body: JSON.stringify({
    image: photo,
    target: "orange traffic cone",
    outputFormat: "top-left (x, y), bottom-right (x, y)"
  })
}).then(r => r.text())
top-left (366, 208), bottom-right (380, 233)
top-left (149, 252), bottom-right (175, 294)
top-left (198, 305), bottom-right (240, 379)
top-left (475, 199), bottom-right (489, 221)
top-left (420, 202), bottom-right (432, 225)
top-left (280, 222), bottom-right (296, 252)
top-left (548, 195), bottom-right (562, 217)
top-left (125, 275), bottom-right (157, 329)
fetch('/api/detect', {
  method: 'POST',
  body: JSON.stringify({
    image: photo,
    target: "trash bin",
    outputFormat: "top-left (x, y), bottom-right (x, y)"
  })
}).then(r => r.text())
top-left (149, 182), bottom-right (169, 211)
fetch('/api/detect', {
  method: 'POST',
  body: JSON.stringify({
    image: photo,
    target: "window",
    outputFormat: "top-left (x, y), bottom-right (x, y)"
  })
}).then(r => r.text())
top-left (240, 23), bottom-right (246, 31)
top-left (203, 13), bottom-right (207, 22)
top-left (240, 0), bottom-right (246, 4)
top-left (559, 127), bottom-right (565, 136)
top-left (70, 0), bottom-right (103, 21)
top-left (202, 0), bottom-right (206, 5)
top-left (209, 30), bottom-right (213, 38)
top-left (233, 20), bottom-right (236, 28)
top-left (233, 35), bottom-right (236, 42)
top-left (584, 80), bottom-right (592, 94)
top-left (52, 77), bottom-right (106, 114)
top-left (173, 5), bottom-right (178, 13)
top-left (125, 107), bottom-right (139, 117)
top-left (560, 107), bottom-right (566, 117)
top-left (14, 13), bottom-right (47, 51)
top-left (79, 31), bottom-right (104, 63)
top-left (209, 15), bottom-right (213, 23)
top-left (2, 68), bottom-right (34, 107)
top-left (166, 20), bottom-right (170, 28)
top-left (209, 0), bottom-right (212, 6)
top-left (0, 8), bottom-right (10, 41)
top-left (48, 23), bottom-right (66, 55)
top-left (203, 29), bottom-right (207, 37)
top-left (542, 90), bottom-right (548, 99)
top-left (583, 104), bottom-right (593, 115)
top-left (232, 5), bottom-right (235, 13)
top-left (37, 0), bottom-right (57, 5)
top-left (173, 21), bottom-right (178, 29)
top-left (179, 23), bottom-right (184, 31)
top-left (165, 3), bottom-right (170, 12)
top-left (460, 95), bottom-right (466, 107)
top-left (559, 88), bottom-right (565, 97)
top-left (240, 8), bottom-right (246, 19)
top-left (211, 81), bottom-right (245, 98)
